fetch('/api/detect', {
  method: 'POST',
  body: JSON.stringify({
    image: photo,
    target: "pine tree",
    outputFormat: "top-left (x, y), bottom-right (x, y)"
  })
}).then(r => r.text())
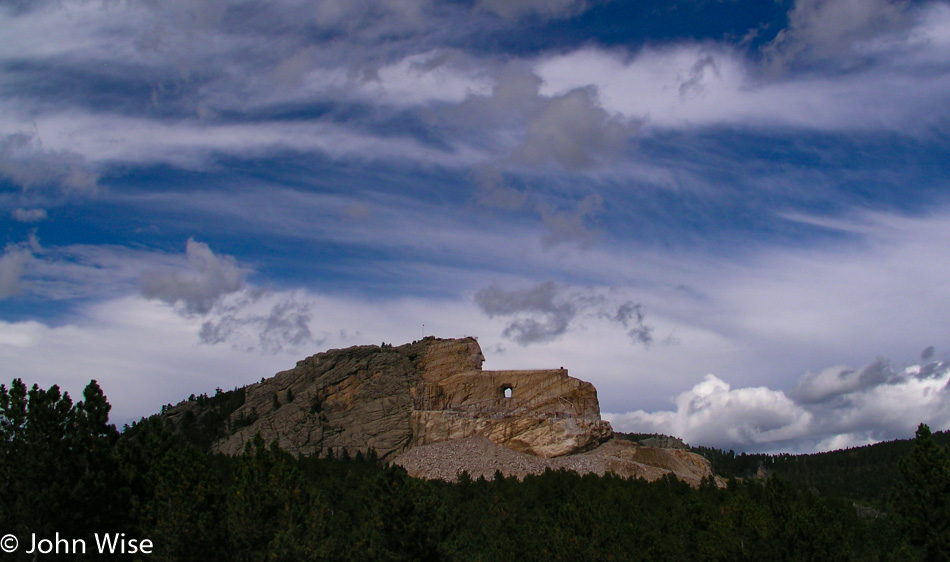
top-left (226, 435), bottom-right (328, 561)
top-left (139, 443), bottom-right (225, 561)
top-left (892, 423), bottom-right (950, 560)
top-left (0, 379), bottom-right (126, 547)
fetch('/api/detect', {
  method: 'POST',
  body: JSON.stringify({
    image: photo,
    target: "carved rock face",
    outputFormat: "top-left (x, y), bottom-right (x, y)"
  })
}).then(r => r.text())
top-left (183, 337), bottom-right (613, 460)
top-left (409, 363), bottom-right (613, 457)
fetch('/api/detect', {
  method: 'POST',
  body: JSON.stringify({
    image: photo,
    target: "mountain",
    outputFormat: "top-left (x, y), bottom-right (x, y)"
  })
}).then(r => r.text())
top-left (155, 336), bottom-right (716, 484)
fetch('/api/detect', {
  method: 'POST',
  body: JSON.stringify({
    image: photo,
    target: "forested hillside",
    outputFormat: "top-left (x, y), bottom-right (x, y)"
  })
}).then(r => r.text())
top-left (695, 432), bottom-right (950, 508)
top-left (3, 379), bottom-right (949, 560)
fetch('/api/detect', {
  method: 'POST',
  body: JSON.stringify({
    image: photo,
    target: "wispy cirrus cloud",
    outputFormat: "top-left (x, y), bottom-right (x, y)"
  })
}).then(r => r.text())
top-left (535, 2), bottom-right (950, 134)
top-left (2, 0), bottom-right (947, 186)
top-left (475, 0), bottom-right (598, 20)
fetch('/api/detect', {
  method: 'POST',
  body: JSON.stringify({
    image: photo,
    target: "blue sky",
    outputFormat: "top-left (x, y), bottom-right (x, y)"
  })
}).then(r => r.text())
top-left (3, 0), bottom-right (950, 453)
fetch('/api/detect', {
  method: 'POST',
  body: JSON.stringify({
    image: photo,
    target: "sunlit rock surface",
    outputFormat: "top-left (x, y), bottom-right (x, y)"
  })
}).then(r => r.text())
top-left (163, 336), bottom-right (715, 484)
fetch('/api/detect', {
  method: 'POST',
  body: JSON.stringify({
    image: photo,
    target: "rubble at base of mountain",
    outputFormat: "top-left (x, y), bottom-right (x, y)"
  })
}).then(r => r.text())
top-left (394, 436), bottom-right (719, 486)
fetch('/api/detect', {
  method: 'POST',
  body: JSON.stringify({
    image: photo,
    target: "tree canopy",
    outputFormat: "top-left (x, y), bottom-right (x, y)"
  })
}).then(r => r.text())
top-left (1, 378), bottom-right (945, 560)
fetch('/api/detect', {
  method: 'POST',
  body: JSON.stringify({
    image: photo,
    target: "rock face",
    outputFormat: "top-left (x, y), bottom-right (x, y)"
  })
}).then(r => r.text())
top-left (409, 338), bottom-right (612, 458)
top-left (162, 336), bottom-right (718, 485)
top-left (171, 337), bottom-right (613, 460)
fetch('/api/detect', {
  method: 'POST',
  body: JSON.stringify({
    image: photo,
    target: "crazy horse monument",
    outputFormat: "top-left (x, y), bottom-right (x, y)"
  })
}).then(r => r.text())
top-left (164, 336), bottom-right (716, 484)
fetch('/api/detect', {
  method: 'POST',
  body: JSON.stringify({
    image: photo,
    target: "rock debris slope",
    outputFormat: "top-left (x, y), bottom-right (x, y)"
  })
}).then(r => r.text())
top-left (162, 336), bottom-right (715, 484)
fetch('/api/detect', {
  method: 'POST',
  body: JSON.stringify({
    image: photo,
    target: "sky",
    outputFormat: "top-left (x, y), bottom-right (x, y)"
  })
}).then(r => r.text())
top-left (2, 0), bottom-right (950, 454)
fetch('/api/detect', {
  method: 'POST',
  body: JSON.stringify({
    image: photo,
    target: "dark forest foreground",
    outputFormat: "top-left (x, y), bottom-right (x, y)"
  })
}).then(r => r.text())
top-left (2, 379), bottom-right (949, 561)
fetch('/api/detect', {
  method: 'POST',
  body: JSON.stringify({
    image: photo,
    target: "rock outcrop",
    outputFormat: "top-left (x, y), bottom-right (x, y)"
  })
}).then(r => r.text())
top-left (167, 337), bottom-right (611, 460)
top-left (162, 336), bottom-right (716, 485)
top-left (409, 338), bottom-right (612, 458)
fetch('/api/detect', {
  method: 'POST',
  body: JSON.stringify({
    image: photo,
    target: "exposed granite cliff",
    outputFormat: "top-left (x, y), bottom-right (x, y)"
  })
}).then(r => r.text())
top-left (165, 336), bottom-right (611, 460)
top-left (410, 338), bottom-right (612, 458)
top-left (162, 336), bottom-right (716, 484)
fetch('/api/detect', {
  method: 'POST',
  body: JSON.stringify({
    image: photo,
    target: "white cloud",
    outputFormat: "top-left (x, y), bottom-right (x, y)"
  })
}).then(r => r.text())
top-left (0, 243), bottom-right (32, 299)
top-left (606, 359), bottom-right (950, 453)
top-left (608, 374), bottom-right (813, 450)
top-left (0, 0), bottom-right (947, 183)
top-left (534, 11), bottom-right (950, 133)
top-left (140, 239), bottom-right (247, 315)
top-left (475, 280), bottom-right (653, 346)
top-left (0, 110), bottom-right (485, 170)
top-left (355, 50), bottom-right (493, 107)
top-left (0, 132), bottom-right (99, 192)
top-left (535, 46), bottom-right (756, 129)
top-left (0, 291), bottom-right (500, 426)
top-left (537, 193), bottom-right (603, 248)
top-left (706, 210), bottom-right (950, 371)
top-left (511, 87), bottom-right (635, 169)
top-left (11, 208), bottom-right (47, 222)
top-left (763, 0), bottom-right (912, 69)
top-left (0, 297), bottom-right (300, 427)
top-left (18, 240), bottom-right (174, 301)
top-left (198, 291), bottom-right (318, 354)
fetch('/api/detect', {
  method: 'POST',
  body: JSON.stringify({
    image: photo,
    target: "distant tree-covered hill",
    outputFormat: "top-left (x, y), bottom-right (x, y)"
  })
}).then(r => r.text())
top-left (619, 430), bottom-right (950, 508)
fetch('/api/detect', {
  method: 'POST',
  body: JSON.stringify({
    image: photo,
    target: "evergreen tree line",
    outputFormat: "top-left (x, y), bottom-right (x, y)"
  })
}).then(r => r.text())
top-left (2, 379), bottom-right (949, 561)
top-left (684, 430), bottom-right (950, 509)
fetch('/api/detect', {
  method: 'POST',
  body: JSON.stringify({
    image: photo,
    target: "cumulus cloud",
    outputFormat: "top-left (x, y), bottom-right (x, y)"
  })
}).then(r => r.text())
top-left (791, 360), bottom-right (894, 404)
top-left (476, 281), bottom-right (577, 344)
top-left (537, 193), bottom-right (603, 248)
top-left (607, 357), bottom-right (950, 453)
top-left (512, 87), bottom-right (632, 169)
top-left (131, 239), bottom-right (317, 353)
top-left (140, 238), bottom-right (246, 314)
top-left (137, 241), bottom-right (316, 353)
top-left (475, 281), bottom-right (653, 346)
top-left (763, 0), bottom-right (912, 69)
top-left (611, 374), bottom-right (813, 450)
top-left (11, 208), bottom-right (47, 223)
top-left (0, 132), bottom-right (99, 192)
top-left (199, 293), bottom-right (318, 354)
top-left (0, 243), bottom-right (32, 299)
top-left (438, 64), bottom-right (638, 170)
